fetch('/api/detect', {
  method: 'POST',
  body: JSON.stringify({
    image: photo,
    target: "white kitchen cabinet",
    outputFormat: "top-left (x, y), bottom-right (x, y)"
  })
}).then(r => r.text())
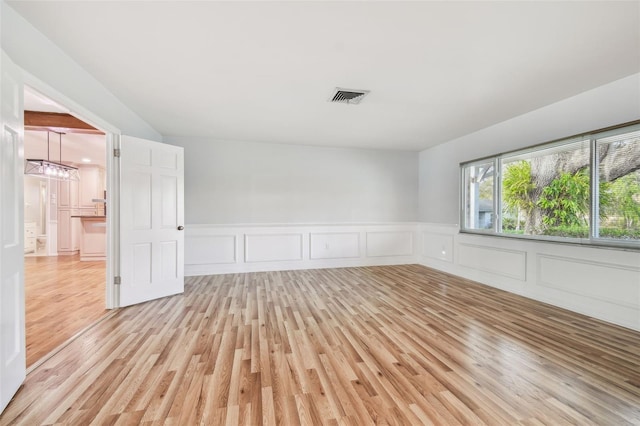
top-left (79, 217), bottom-right (106, 261)
top-left (58, 179), bottom-right (78, 209)
top-left (24, 222), bottom-right (36, 254)
top-left (58, 210), bottom-right (81, 254)
top-left (72, 218), bottom-right (81, 251)
top-left (58, 166), bottom-right (105, 254)
top-left (58, 210), bottom-right (70, 252)
top-left (78, 166), bottom-right (105, 209)
top-left (57, 210), bottom-right (80, 254)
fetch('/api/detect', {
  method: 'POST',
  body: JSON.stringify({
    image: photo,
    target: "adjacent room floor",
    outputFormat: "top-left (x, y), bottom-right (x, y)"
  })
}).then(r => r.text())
top-left (3, 264), bottom-right (639, 424)
top-left (24, 254), bottom-right (107, 367)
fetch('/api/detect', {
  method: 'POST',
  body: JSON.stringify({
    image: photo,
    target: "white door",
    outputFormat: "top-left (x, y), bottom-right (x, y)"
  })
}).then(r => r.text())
top-left (0, 51), bottom-right (25, 413)
top-left (119, 135), bottom-right (184, 307)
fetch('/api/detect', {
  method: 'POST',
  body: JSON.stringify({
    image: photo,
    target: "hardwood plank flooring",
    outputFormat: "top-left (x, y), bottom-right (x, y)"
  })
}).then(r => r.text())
top-left (2, 264), bottom-right (639, 424)
top-left (24, 254), bottom-right (107, 367)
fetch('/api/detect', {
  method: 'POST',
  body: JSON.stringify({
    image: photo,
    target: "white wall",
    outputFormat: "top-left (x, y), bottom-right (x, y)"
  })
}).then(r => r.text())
top-left (165, 136), bottom-right (419, 224)
top-left (1, 1), bottom-right (160, 140)
top-left (418, 73), bottom-right (640, 331)
top-left (419, 73), bottom-right (640, 224)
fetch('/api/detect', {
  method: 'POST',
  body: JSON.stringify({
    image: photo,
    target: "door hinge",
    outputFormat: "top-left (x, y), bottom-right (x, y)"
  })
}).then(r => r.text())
top-left (113, 148), bottom-right (121, 158)
top-left (114, 276), bottom-right (121, 285)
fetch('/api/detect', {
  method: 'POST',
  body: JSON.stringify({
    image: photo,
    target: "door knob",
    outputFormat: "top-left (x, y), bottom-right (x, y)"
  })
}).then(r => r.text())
top-left (177, 226), bottom-right (184, 231)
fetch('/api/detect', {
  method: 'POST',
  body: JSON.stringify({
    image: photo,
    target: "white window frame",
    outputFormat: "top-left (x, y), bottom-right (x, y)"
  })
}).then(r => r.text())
top-left (460, 120), bottom-right (640, 250)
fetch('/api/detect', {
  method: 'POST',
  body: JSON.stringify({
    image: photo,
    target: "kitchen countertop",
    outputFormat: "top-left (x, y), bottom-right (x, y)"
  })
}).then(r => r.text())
top-left (71, 215), bottom-right (107, 219)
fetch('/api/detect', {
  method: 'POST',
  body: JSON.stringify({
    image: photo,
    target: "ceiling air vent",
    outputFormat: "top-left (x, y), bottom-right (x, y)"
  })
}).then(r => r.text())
top-left (329, 87), bottom-right (370, 105)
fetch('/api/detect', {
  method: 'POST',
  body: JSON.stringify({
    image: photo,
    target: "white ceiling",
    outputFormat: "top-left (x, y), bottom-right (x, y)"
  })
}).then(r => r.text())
top-left (24, 87), bottom-right (69, 114)
top-left (9, 1), bottom-right (640, 151)
top-left (24, 129), bottom-right (107, 168)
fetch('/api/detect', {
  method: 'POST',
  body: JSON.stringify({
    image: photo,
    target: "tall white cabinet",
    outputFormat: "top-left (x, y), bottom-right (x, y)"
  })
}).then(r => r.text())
top-left (57, 179), bottom-right (79, 254)
top-left (58, 165), bottom-right (105, 256)
top-left (79, 166), bottom-right (105, 209)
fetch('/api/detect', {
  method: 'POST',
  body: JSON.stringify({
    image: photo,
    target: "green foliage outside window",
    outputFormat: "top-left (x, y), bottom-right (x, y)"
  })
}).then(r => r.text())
top-left (500, 161), bottom-right (638, 239)
top-left (502, 161), bottom-right (535, 230)
top-left (603, 171), bottom-right (640, 230)
top-left (538, 170), bottom-right (590, 228)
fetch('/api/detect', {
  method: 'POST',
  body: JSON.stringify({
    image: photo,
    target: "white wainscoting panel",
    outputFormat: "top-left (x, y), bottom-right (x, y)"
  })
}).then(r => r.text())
top-left (537, 254), bottom-right (639, 307)
top-left (186, 235), bottom-right (236, 265)
top-left (245, 233), bottom-right (303, 263)
top-left (422, 231), bottom-right (454, 263)
top-left (366, 231), bottom-right (413, 257)
top-left (185, 223), bottom-right (418, 275)
top-left (458, 243), bottom-right (527, 281)
top-left (418, 223), bottom-right (640, 331)
top-left (310, 232), bottom-right (360, 260)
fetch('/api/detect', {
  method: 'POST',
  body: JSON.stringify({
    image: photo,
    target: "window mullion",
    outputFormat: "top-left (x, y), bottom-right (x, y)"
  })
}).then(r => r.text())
top-left (495, 157), bottom-right (502, 234)
top-left (590, 137), bottom-right (599, 240)
top-left (460, 166), bottom-right (466, 229)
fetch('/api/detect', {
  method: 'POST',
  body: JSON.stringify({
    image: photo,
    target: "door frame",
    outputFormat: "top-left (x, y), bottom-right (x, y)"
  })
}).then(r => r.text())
top-left (23, 70), bottom-right (120, 309)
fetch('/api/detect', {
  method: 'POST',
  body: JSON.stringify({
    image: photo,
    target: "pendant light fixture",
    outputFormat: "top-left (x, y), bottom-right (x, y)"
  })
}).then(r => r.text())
top-left (24, 131), bottom-right (80, 181)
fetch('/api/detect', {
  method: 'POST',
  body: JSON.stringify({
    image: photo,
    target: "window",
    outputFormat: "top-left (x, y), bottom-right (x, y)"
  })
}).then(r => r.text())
top-left (460, 122), bottom-right (640, 248)
top-left (463, 161), bottom-right (495, 231)
top-left (501, 137), bottom-right (591, 238)
top-left (597, 130), bottom-right (640, 241)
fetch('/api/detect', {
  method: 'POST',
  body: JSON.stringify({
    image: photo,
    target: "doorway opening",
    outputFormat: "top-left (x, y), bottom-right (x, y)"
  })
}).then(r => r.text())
top-left (23, 86), bottom-right (109, 367)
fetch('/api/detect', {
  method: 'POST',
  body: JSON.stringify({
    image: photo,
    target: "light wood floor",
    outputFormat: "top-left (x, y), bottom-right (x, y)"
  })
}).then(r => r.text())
top-left (2, 264), bottom-right (639, 424)
top-left (24, 254), bottom-right (107, 367)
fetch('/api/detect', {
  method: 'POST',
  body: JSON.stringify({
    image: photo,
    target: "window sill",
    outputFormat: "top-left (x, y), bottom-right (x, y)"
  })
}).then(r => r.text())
top-left (459, 229), bottom-right (640, 253)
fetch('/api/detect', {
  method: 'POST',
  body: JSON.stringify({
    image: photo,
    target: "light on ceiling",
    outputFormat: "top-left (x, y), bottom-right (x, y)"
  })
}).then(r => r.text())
top-left (81, 158), bottom-right (91, 163)
top-left (24, 131), bottom-right (79, 181)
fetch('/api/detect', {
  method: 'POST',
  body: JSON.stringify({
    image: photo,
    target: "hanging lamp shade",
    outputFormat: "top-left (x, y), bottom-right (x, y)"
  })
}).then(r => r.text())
top-left (24, 159), bottom-right (79, 181)
top-left (24, 131), bottom-right (79, 181)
